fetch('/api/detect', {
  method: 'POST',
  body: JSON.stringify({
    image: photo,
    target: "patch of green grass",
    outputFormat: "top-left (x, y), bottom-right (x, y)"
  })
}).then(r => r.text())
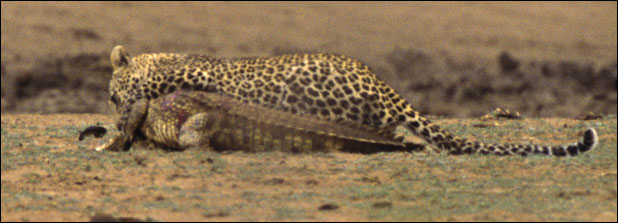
top-left (1, 135), bottom-right (41, 171)
top-left (234, 164), bottom-right (269, 182)
top-left (26, 125), bottom-right (39, 131)
top-left (1, 180), bottom-right (10, 189)
top-left (12, 204), bottom-right (47, 212)
top-left (142, 217), bottom-right (159, 222)
top-left (142, 185), bottom-right (183, 194)
top-left (284, 191), bottom-right (319, 201)
top-left (194, 203), bottom-right (233, 218)
top-left (163, 186), bottom-right (182, 192)
top-left (232, 152), bottom-right (326, 179)
top-left (57, 197), bottom-right (82, 212)
top-left (92, 151), bottom-right (147, 170)
top-left (10, 191), bottom-right (53, 202)
top-left (44, 125), bottom-right (82, 139)
top-left (240, 190), bottom-right (267, 202)
top-left (142, 201), bottom-right (181, 211)
top-left (1, 132), bottom-right (31, 151)
top-left (202, 209), bottom-right (231, 218)
top-left (169, 150), bottom-right (228, 176)
top-left (359, 176), bottom-right (608, 221)
top-left (0, 154), bottom-right (15, 171)
top-left (272, 207), bottom-right (308, 220)
top-left (189, 194), bottom-right (204, 200)
top-left (42, 149), bottom-right (111, 176)
top-left (97, 196), bottom-right (117, 204)
top-left (21, 172), bottom-right (42, 184)
top-left (114, 186), bottom-right (127, 193)
top-left (341, 184), bottom-right (395, 200)
top-left (144, 185), bottom-right (161, 191)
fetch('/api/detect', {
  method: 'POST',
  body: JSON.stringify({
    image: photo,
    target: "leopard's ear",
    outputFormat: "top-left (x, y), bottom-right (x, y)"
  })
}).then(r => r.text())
top-left (110, 45), bottom-right (130, 69)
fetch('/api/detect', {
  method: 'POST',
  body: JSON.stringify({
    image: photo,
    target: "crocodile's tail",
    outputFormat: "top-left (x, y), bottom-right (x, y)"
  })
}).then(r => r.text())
top-left (401, 106), bottom-right (598, 156)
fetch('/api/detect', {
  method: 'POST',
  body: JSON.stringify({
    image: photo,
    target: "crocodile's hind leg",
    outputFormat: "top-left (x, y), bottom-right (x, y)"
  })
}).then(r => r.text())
top-left (178, 112), bottom-right (219, 150)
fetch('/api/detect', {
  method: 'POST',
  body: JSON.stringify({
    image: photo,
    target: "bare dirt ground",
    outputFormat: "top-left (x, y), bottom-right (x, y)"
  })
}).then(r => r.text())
top-left (1, 114), bottom-right (616, 221)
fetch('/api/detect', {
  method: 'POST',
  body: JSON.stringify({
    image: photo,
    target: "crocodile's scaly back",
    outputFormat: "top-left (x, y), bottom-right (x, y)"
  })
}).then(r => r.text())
top-left (140, 90), bottom-right (413, 153)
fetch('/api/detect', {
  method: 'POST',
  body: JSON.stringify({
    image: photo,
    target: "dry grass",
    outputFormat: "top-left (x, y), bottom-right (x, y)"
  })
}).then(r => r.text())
top-left (1, 114), bottom-right (616, 221)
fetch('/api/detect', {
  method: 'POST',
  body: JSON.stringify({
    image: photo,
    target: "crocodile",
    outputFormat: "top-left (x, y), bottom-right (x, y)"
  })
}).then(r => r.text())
top-left (96, 90), bottom-right (597, 157)
top-left (97, 90), bottom-right (418, 153)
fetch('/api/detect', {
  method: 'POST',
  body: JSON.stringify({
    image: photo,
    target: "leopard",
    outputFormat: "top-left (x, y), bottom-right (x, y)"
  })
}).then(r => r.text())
top-left (107, 45), bottom-right (598, 156)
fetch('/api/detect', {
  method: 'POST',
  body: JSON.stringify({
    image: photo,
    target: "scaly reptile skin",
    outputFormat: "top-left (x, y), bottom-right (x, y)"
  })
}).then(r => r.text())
top-left (98, 90), bottom-right (418, 153)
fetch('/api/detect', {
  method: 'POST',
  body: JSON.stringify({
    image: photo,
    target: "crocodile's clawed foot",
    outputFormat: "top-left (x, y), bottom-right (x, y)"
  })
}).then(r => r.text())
top-left (94, 134), bottom-right (133, 152)
top-left (94, 138), bottom-right (114, 151)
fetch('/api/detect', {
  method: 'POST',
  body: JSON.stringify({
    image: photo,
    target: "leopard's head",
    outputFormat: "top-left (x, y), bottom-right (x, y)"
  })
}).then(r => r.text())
top-left (109, 45), bottom-right (147, 115)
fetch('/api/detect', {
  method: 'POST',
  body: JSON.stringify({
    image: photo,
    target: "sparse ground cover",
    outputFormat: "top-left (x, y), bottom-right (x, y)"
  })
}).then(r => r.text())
top-left (1, 114), bottom-right (616, 221)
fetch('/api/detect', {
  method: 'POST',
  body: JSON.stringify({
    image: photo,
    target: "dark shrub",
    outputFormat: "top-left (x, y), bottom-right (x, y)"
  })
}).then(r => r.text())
top-left (498, 51), bottom-right (519, 73)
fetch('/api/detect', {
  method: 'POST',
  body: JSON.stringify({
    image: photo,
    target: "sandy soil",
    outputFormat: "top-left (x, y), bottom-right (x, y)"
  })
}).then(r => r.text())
top-left (1, 114), bottom-right (616, 221)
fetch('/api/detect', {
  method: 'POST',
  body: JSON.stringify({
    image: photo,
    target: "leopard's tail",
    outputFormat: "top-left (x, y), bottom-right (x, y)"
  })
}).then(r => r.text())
top-left (401, 108), bottom-right (598, 156)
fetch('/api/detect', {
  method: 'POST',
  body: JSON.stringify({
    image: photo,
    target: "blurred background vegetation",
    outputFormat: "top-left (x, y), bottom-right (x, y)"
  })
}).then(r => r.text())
top-left (1, 2), bottom-right (616, 117)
